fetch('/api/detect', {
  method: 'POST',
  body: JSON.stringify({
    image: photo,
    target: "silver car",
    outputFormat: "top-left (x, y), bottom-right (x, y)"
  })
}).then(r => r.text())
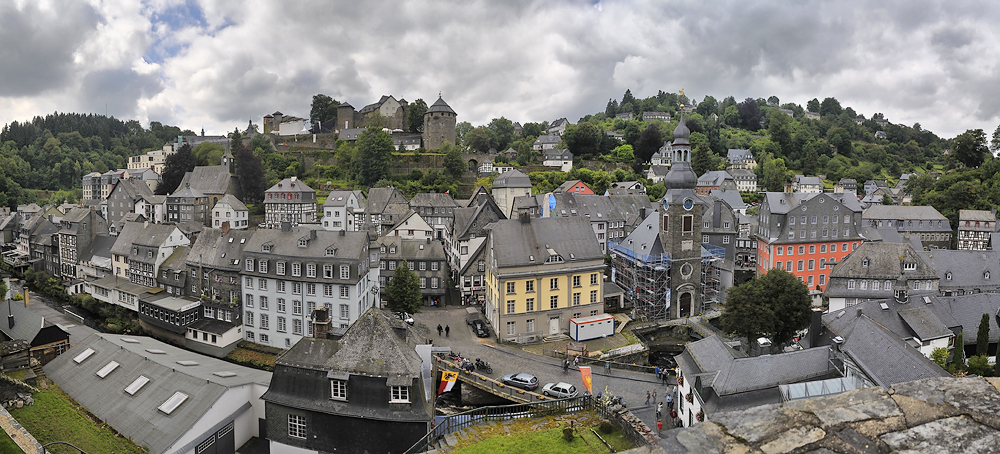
top-left (541, 382), bottom-right (578, 398)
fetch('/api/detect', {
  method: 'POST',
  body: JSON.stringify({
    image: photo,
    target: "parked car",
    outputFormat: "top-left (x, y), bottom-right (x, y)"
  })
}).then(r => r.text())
top-left (501, 373), bottom-right (538, 390)
top-left (541, 382), bottom-right (578, 399)
top-left (394, 312), bottom-right (414, 326)
top-left (470, 319), bottom-right (490, 338)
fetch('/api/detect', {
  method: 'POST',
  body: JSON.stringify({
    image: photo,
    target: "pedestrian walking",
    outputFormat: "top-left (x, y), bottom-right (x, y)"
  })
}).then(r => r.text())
top-left (563, 359), bottom-right (569, 373)
top-left (652, 390), bottom-right (657, 404)
top-left (645, 391), bottom-right (651, 405)
top-left (656, 402), bottom-right (663, 419)
top-left (661, 370), bottom-right (668, 385)
top-left (574, 355), bottom-right (580, 367)
top-left (445, 325), bottom-right (450, 337)
top-left (654, 366), bottom-right (660, 380)
top-left (605, 361), bottom-right (612, 373)
top-left (437, 324), bottom-right (443, 336)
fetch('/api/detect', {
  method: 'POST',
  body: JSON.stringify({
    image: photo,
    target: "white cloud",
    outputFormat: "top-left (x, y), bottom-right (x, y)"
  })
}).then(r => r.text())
top-left (2, 0), bottom-right (1000, 138)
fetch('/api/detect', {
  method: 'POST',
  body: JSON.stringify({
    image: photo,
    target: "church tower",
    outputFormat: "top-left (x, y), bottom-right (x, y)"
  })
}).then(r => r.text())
top-left (658, 113), bottom-right (704, 318)
top-left (221, 145), bottom-right (235, 174)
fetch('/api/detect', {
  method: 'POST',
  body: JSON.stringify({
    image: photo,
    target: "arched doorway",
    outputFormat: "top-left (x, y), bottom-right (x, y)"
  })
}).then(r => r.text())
top-left (468, 159), bottom-right (479, 173)
top-left (679, 292), bottom-right (692, 318)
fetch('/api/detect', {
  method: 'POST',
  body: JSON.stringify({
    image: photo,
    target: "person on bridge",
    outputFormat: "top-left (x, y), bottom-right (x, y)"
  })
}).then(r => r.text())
top-left (445, 325), bottom-right (450, 337)
top-left (656, 402), bottom-right (663, 419)
top-left (645, 391), bottom-right (651, 405)
top-left (437, 324), bottom-right (443, 336)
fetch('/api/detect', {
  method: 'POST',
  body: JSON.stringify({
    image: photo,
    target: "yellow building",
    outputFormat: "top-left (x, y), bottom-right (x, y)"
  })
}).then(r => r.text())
top-left (485, 215), bottom-right (605, 342)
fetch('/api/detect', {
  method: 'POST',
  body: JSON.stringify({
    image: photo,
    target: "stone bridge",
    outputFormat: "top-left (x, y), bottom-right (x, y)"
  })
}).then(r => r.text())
top-left (435, 355), bottom-right (548, 405)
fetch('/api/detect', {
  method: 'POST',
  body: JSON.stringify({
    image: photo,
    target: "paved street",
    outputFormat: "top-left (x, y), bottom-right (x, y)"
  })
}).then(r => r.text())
top-left (413, 305), bottom-right (676, 432)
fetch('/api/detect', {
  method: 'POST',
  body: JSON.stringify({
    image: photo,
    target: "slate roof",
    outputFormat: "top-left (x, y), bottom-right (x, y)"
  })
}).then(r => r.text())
top-left (863, 205), bottom-right (950, 227)
top-left (366, 187), bottom-right (410, 214)
top-left (533, 134), bottom-right (561, 146)
top-left (378, 236), bottom-right (447, 262)
top-left (492, 170), bottom-right (532, 189)
top-left (727, 149), bottom-right (753, 162)
top-left (185, 228), bottom-right (256, 270)
top-left (489, 216), bottom-right (603, 267)
top-left (452, 201), bottom-right (504, 240)
top-left (426, 96), bottom-right (455, 114)
top-left (710, 189), bottom-right (748, 212)
top-left (79, 234), bottom-right (117, 267)
top-left (713, 347), bottom-right (832, 396)
top-left (617, 210), bottom-right (665, 258)
top-left (44, 333), bottom-right (271, 454)
top-left (543, 149), bottom-right (573, 160)
top-left (323, 190), bottom-right (364, 208)
top-left (324, 308), bottom-right (423, 382)
top-left (409, 192), bottom-right (459, 209)
top-left (0, 300), bottom-right (46, 345)
top-left (897, 306), bottom-right (954, 341)
top-left (177, 165), bottom-right (238, 196)
top-left (826, 242), bottom-right (937, 298)
top-left (522, 192), bottom-right (653, 228)
top-left (823, 295), bottom-right (956, 345)
top-left (698, 171), bottom-right (733, 186)
top-left (959, 209), bottom-right (996, 222)
top-left (244, 226), bottom-right (368, 261)
top-left (214, 193), bottom-right (247, 212)
top-left (840, 316), bottom-right (949, 389)
top-left (265, 177), bottom-right (315, 195)
top-left (918, 249), bottom-right (1000, 292)
top-left (111, 222), bottom-right (183, 255)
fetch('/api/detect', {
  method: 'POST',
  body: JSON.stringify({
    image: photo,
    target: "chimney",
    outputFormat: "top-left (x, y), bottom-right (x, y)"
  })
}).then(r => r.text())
top-left (312, 306), bottom-right (331, 339)
top-left (309, 229), bottom-right (317, 240)
top-left (339, 230), bottom-right (346, 237)
top-left (281, 221), bottom-right (292, 232)
top-left (221, 221), bottom-right (231, 234)
top-left (640, 207), bottom-right (647, 219)
top-left (519, 212), bottom-right (531, 224)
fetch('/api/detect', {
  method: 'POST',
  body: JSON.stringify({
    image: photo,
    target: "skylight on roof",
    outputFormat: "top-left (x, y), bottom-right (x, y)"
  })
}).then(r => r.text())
top-left (120, 338), bottom-right (139, 343)
top-left (125, 375), bottom-right (150, 395)
top-left (176, 360), bottom-right (199, 366)
top-left (240, 238), bottom-right (246, 244)
top-left (213, 371), bottom-right (237, 378)
top-left (97, 361), bottom-right (120, 378)
top-left (158, 392), bottom-right (189, 414)
top-left (145, 348), bottom-right (166, 354)
top-left (228, 237), bottom-right (234, 243)
top-left (73, 348), bottom-right (95, 364)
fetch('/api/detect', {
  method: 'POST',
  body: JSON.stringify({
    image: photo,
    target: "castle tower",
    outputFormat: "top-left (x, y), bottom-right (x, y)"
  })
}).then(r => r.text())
top-left (423, 95), bottom-right (457, 151)
top-left (336, 102), bottom-right (356, 132)
top-left (658, 113), bottom-right (703, 319)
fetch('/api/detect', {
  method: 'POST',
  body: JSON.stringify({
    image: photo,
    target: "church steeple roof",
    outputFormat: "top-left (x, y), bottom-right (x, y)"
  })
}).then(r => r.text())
top-left (672, 112), bottom-right (690, 146)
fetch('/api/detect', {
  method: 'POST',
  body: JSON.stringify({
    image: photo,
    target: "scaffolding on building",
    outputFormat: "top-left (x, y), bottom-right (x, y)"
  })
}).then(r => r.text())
top-left (702, 244), bottom-right (725, 313)
top-left (610, 240), bottom-right (727, 321)
top-left (609, 240), bottom-right (671, 321)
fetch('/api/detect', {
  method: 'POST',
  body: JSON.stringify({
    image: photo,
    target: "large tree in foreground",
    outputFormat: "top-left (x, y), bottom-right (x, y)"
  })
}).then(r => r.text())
top-left (156, 143), bottom-right (196, 195)
top-left (721, 268), bottom-right (811, 350)
top-left (953, 128), bottom-right (989, 168)
top-left (234, 146), bottom-right (266, 205)
top-left (385, 260), bottom-right (422, 315)
top-left (356, 126), bottom-right (394, 185)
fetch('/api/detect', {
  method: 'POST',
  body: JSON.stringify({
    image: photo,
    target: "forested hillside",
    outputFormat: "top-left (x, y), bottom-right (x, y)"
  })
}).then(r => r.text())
top-left (0, 113), bottom-right (191, 206)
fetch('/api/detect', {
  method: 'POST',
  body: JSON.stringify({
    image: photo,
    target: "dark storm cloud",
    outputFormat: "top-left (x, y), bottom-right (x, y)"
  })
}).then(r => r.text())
top-left (0, 2), bottom-right (99, 96)
top-left (79, 69), bottom-right (164, 119)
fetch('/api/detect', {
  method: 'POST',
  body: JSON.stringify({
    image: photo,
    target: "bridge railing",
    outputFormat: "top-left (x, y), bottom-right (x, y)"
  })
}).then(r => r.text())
top-left (434, 356), bottom-right (550, 404)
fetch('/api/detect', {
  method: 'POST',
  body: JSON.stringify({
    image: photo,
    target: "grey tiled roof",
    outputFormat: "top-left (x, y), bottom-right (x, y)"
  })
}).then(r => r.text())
top-left (409, 192), bottom-right (459, 209)
top-left (244, 226), bottom-right (368, 261)
top-left (366, 187), bottom-right (410, 214)
top-left (325, 308), bottom-right (422, 382)
top-left (488, 216), bottom-right (603, 267)
top-left (492, 170), bottom-right (531, 189)
top-left (710, 189), bottom-right (747, 211)
top-left (0, 300), bottom-right (46, 345)
top-left (918, 249), bottom-right (1000, 292)
top-left (111, 222), bottom-right (184, 255)
top-left (829, 242), bottom-right (936, 280)
top-left (214, 194), bottom-right (247, 212)
top-left (44, 333), bottom-right (270, 454)
top-left (840, 316), bottom-right (949, 389)
top-left (959, 210), bottom-right (996, 222)
top-left (863, 205), bottom-right (948, 222)
top-left (897, 306), bottom-right (954, 341)
top-left (617, 210), bottom-right (664, 258)
top-left (698, 171), bottom-right (733, 186)
top-left (265, 177), bottom-right (315, 195)
top-left (177, 165), bottom-right (238, 196)
top-left (713, 346), bottom-right (832, 396)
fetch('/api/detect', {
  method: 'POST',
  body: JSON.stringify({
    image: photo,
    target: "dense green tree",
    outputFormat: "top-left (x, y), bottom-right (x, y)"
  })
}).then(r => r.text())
top-left (767, 96), bottom-right (780, 106)
top-left (464, 126), bottom-right (498, 153)
top-left (819, 97), bottom-right (842, 117)
top-left (621, 89), bottom-right (635, 107)
top-left (953, 128), bottom-right (989, 168)
top-left (978, 313), bottom-right (991, 357)
top-left (950, 332), bottom-right (966, 372)
top-left (755, 152), bottom-right (791, 192)
top-left (737, 98), bottom-right (762, 130)
top-left (881, 193), bottom-right (894, 206)
top-left (191, 142), bottom-right (224, 166)
top-left (806, 98), bottom-right (820, 113)
top-left (691, 142), bottom-right (716, 175)
top-left (356, 126), bottom-right (395, 186)
top-left (610, 144), bottom-right (634, 163)
top-left (309, 94), bottom-right (339, 126)
top-left (767, 111), bottom-right (792, 156)
top-left (605, 99), bottom-right (619, 117)
top-left (488, 117), bottom-right (516, 151)
top-left (156, 144), bottom-right (196, 195)
top-left (455, 121), bottom-right (473, 146)
top-left (968, 355), bottom-right (992, 376)
top-left (562, 122), bottom-right (603, 158)
top-left (386, 260), bottom-right (422, 315)
top-left (991, 125), bottom-right (1000, 154)
top-left (234, 146), bottom-right (267, 205)
top-left (722, 105), bottom-right (740, 126)
top-left (721, 268), bottom-right (811, 349)
top-left (633, 123), bottom-right (663, 166)
top-left (521, 122), bottom-right (543, 139)
top-left (442, 142), bottom-right (465, 179)
top-left (696, 96), bottom-right (719, 117)
top-left (407, 98), bottom-right (428, 133)
top-left (931, 347), bottom-right (949, 368)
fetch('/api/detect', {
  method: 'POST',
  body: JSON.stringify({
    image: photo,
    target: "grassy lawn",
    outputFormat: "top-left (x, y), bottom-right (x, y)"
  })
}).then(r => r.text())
top-left (0, 430), bottom-right (25, 454)
top-left (449, 411), bottom-right (633, 454)
top-left (9, 386), bottom-right (147, 454)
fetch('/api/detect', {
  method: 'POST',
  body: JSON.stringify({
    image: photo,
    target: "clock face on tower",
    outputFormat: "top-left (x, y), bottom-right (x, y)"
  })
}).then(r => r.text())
top-left (680, 262), bottom-right (693, 277)
top-left (683, 198), bottom-right (694, 210)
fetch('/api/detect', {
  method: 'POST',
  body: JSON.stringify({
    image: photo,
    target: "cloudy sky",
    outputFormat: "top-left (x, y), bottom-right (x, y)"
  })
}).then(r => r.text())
top-left (2, 0), bottom-right (998, 139)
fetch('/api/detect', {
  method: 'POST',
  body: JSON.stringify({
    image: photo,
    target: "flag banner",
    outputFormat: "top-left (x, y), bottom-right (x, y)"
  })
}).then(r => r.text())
top-left (579, 366), bottom-right (593, 394)
top-left (438, 371), bottom-right (459, 395)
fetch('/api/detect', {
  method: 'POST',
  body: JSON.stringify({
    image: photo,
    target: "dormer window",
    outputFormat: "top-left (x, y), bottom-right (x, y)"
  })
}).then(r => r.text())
top-left (331, 379), bottom-right (347, 400)
top-left (862, 258), bottom-right (869, 268)
top-left (546, 255), bottom-right (565, 264)
top-left (390, 385), bottom-right (410, 403)
top-left (903, 262), bottom-right (916, 271)
top-left (946, 272), bottom-right (952, 280)
top-left (987, 271), bottom-right (991, 280)
top-left (326, 248), bottom-right (336, 257)
top-left (298, 239), bottom-right (308, 248)
top-left (262, 243), bottom-right (272, 253)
